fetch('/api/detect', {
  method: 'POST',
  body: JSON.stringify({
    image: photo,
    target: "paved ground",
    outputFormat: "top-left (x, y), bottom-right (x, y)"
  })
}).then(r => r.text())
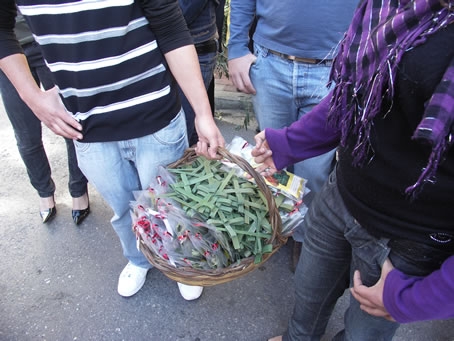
top-left (0, 87), bottom-right (453, 341)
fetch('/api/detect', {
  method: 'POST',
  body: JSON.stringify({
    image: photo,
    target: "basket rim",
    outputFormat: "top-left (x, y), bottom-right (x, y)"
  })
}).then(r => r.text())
top-left (139, 235), bottom-right (286, 286)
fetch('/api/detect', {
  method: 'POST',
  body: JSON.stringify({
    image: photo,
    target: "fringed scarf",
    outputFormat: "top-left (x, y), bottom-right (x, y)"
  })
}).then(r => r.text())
top-left (328, 0), bottom-right (454, 198)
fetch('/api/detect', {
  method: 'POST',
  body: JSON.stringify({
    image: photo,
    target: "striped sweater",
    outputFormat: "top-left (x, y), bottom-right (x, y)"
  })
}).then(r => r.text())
top-left (1, 0), bottom-right (192, 142)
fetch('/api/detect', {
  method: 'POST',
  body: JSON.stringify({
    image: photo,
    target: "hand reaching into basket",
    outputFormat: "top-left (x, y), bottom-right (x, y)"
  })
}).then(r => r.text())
top-left (194, 113), bottom-right (225, 160)
top-left (252, 131), bottom-right (278, 177)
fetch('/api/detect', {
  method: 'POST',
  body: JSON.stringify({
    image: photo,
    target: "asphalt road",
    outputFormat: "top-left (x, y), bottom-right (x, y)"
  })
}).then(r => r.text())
top-left (0, 102), bottom-right (453, 341)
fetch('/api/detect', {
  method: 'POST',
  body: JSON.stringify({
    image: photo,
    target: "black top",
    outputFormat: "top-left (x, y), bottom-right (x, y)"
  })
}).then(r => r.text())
top-left (337, 23), bottom-right (454, 249)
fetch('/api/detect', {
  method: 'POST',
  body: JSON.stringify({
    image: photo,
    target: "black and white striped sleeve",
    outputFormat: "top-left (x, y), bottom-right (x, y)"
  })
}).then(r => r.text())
top-left (138, 0), bottom-right (193, 54)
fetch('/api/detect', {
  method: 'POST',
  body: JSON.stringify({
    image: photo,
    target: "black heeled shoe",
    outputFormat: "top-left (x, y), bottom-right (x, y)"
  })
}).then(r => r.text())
top-left (40, 195), bottom-right (57, 224)
top-left (72, 205), bottom-right (90, 225)
top-left (40, 206), bottom-right (57, 224)
top-left (72, 192), bottom-right (90, 225)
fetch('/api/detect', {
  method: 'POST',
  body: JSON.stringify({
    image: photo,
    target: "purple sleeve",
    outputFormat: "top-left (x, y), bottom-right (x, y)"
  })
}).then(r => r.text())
top-left (265, 92), bottom-right (341, 170)
top-left (384, 255), bottom-right (454, 323)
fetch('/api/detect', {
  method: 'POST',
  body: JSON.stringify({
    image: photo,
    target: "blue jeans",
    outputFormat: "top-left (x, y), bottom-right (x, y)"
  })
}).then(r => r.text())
top-left (73, 109), bottom-right (188, 268)
top-left (283, 168), bottom-right (444, 341)
top-left (250, 42), bottom-right (335, 196)
top-left (179, 47), bottom-right (217, 146)
top-left (0, 42), bottom-right (87, 198)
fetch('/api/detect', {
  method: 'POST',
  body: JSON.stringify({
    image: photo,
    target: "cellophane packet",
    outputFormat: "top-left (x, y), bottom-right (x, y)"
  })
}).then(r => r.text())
top-left (130, 168), bottom-right (232, 270)
top-left (224, 136), bottom-right (309, 202)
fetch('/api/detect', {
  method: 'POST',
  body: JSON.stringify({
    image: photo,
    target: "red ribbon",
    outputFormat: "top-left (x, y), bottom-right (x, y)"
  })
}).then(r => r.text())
top-left (156, 176), bottom-right (166, 187)
top-left (289, 208), bottom-right (299, 216)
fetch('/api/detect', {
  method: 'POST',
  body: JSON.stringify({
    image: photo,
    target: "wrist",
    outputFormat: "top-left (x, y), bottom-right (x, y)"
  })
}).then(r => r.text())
top-left (193, 105), bottom-right (213, 119)
top-left (20, 85), bottom-right (44, 111)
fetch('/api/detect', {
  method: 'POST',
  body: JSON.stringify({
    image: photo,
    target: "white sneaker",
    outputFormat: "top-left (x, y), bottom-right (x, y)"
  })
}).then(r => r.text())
top-left (177, 282), bottom-right (204, 301)
top-left (117, 262), bottom-right (149, 297)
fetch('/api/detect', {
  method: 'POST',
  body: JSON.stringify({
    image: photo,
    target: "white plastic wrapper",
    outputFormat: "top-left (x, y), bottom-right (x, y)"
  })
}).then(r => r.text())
top-left (224, 136), bottom-right (309, 201)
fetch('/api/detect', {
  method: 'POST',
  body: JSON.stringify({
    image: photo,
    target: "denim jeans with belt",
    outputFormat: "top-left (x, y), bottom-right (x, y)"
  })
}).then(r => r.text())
top-left (249, 42), bottom-right (336, 241)
top-left (0, 42), bottom-right (87, 198)
top-left (283, 167), bottom-right (447, 341)
top-left (73, 110), bottom-right (188, 268)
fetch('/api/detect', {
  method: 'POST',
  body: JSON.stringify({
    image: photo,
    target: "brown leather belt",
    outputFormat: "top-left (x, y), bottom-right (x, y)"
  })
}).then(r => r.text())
top-left (269, 49), bottom-right (332, 65)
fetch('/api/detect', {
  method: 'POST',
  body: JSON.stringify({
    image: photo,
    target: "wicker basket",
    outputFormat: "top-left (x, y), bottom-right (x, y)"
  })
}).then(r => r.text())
top-left (137, 147), bottom-right (286, 286)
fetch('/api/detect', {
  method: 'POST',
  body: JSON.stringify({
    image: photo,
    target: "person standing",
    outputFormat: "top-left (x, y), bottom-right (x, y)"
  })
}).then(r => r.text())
top-left (0, 0), bottom-right (224, 300)
top-left (251, 0), bottom-right (454, 339)
top-left (178, 0), bottom-right (220, 146)
top-left (227, 0), bottom-right (358, 270)
top-left (0, 15), bottom-right (89, 225)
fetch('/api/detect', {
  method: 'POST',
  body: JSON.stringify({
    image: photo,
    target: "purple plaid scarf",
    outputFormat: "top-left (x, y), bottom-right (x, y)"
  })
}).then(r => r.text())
top-left (329, 0), bottom-right (454, 198)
